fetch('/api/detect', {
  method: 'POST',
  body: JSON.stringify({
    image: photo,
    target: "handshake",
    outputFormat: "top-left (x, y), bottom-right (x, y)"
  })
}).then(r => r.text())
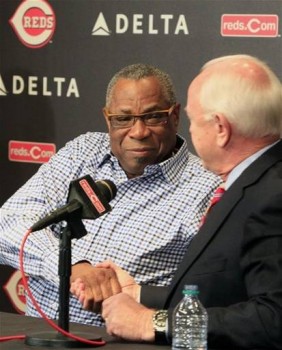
top-left (70, 261), bottom-right (155, 341)
top-left (70, 260), bottom-right (140, 311)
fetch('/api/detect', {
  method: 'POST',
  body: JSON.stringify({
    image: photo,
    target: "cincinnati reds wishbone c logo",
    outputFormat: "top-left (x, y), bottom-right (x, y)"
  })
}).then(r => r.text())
top-left (9, 0), bottom-right (56, 49)
top-left (3, 270), bottom-right (27, 314)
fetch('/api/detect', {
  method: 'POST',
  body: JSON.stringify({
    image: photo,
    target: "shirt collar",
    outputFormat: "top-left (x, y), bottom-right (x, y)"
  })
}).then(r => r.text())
top-left (151, 134), bottom-right (189, 184)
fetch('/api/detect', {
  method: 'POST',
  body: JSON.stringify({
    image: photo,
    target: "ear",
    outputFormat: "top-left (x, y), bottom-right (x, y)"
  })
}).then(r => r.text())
top-left (214, 114), bottom-right (231, 147)
top-left (172, 103), bottom-right (181, 127)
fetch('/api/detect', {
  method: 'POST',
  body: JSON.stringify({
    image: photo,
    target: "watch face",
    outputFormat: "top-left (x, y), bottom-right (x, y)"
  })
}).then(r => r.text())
top-left (153, 310), bottom-right (168, 332)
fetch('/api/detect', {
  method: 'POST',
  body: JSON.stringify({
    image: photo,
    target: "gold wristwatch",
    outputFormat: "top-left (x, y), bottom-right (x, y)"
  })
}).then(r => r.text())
top-left (152, 310), bottom-right (168, 344)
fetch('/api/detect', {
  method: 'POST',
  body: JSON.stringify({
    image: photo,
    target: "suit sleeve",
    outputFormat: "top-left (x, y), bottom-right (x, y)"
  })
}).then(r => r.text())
top-left (140, 285), bottom-right (169, 309)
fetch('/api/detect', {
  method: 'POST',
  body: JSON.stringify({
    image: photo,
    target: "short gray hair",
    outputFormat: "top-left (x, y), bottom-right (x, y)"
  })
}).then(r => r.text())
top-left (200, 54), bottom-right (282, 137)
top-left (106, 63), bottom-right (177, 107)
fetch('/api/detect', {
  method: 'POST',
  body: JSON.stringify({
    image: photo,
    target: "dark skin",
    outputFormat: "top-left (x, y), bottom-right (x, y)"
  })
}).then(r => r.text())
top-left (71, 76), bottom-right (180, 309)
top-left (104, 77), bottom-right (180, 178)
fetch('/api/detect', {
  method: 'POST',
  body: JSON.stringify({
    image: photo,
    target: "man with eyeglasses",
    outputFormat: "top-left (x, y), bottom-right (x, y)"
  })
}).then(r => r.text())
top-left (0, 63), bottom-right (219, 326)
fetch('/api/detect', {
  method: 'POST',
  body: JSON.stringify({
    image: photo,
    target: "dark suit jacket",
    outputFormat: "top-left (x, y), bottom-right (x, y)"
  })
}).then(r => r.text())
top-left (141, 140), bottom-right (282, 349)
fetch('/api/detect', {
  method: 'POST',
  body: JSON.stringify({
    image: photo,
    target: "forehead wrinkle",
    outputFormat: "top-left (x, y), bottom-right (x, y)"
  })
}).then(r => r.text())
top-left (109, 78), bottom-right (166, 114)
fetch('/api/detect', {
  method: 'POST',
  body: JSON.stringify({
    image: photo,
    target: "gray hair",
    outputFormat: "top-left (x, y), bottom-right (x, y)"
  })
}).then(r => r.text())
top-left (106, 63), bottom-right (177, 107)
top-left (200, 54), bottom-right (282, 137)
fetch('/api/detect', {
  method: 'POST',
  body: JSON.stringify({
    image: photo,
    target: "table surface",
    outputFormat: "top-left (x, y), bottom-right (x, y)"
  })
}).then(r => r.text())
top-left (0, 312), bottom-right (170, 350)
top-left (0, 311), bottom-right (271, 350)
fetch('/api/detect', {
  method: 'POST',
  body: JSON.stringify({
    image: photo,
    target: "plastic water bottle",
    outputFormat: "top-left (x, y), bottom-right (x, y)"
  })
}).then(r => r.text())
top-left (172, 285), bottom-right (208, 350)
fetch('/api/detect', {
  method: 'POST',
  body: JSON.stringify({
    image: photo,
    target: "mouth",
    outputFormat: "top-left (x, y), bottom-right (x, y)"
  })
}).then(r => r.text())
top-left (128, 148), bottom-right (154, 156)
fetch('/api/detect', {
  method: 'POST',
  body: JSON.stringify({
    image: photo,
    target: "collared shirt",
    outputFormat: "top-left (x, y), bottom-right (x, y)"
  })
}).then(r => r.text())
top-left (0, 132), bottom-right (220, 326)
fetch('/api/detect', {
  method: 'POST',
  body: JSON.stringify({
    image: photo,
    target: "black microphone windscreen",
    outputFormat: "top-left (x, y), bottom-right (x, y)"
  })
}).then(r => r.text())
top-left (67, 175), bottom-right (116, 220)
top-left (31, 176), bottom-right (117, 232)
top-left (96, 179), bottom-right (117, 202)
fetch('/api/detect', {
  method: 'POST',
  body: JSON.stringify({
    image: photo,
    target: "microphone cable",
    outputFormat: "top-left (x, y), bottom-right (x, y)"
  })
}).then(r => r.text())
top-left (0, 228), bottom-right (106, 347)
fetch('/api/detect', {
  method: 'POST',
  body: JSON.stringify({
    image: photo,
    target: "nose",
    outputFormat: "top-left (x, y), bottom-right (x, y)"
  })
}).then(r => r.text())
top-left (128, 118), bottom-right (151, 139)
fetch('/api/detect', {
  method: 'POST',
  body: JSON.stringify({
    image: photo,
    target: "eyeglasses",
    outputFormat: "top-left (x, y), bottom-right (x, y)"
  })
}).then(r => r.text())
top-left (103, 105), bottom-right (176, 129)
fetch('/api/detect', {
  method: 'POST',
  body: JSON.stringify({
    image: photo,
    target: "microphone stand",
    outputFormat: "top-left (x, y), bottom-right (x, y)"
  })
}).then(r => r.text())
top-left (25, 218), bottom-right (101, 347)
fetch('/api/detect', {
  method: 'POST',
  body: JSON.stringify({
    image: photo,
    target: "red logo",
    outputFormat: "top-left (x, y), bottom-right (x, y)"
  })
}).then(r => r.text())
top-left (3, 271), bottom-right (27, 314)
top-left (221, 14), bottom-right (279, 37)
top-left (79, 179), bottom-right (106, 214)
top-left (9, 140), bottom-right (56, 164)
top-left (9, 0), bottom-right (56, 48)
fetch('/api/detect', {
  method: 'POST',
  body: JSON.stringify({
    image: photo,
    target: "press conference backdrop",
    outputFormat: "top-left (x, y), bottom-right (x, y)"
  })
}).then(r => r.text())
top-left (0, 0), bottom-right (281, 314)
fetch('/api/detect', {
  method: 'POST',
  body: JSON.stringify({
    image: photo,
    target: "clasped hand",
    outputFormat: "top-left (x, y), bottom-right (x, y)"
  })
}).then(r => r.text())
top-left (70, 260), bottom-right (154, 341)
top-left (70, 260), bottom-right (139, 312)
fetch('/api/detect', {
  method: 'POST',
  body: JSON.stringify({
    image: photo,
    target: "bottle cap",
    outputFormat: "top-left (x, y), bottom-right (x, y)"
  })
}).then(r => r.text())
top-left (182, 284), bottom-right (199, 295)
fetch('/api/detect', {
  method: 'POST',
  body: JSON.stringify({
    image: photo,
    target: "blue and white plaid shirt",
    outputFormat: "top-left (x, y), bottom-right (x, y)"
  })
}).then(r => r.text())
top-left (0, 132), bottom-right (220, 326)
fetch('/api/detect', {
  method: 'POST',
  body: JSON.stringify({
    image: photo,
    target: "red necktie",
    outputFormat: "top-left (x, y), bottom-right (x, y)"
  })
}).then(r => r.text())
top-left (200, 185), bottom-right (225, 227)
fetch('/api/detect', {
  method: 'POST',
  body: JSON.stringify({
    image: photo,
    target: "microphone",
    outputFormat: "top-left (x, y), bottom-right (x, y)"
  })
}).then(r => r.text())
top-left (30, 175), bottom-right (117, 232)
top-left (24, 175), bottom-right (117, 347)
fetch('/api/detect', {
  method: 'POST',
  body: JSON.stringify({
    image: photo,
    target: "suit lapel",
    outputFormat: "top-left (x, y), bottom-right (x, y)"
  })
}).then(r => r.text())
top-left (167, 140), bottom-right (282, 302)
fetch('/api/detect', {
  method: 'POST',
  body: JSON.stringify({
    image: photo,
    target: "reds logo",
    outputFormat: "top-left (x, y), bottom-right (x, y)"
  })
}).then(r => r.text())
top-left (3, 270), bottom-right (27, 314)
top-left (221, 14), bottom-right (279, 37)
top-left (9, 0), bottom-right (56, 48)
top-left (9, 140), bottom-right (56, 164)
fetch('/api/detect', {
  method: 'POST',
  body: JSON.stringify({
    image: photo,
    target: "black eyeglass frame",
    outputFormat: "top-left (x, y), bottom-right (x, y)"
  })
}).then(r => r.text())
top-left (103, 105), bottom-right (176, 129)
